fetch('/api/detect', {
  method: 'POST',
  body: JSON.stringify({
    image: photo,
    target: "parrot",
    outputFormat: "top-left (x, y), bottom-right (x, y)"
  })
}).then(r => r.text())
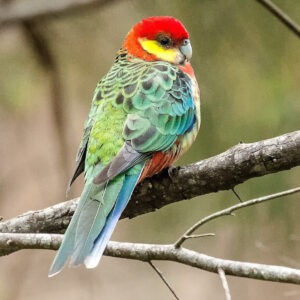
top-left (49, 16), bottom-right (200, 277)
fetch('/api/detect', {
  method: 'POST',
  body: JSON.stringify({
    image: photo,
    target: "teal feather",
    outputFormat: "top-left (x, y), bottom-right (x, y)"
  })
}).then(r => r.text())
top-left (69, 175), bottom-right (124, 266)
top-left (48, 166), bottom-right (124, 276)
top-left (85, 163), bottom-right (144, 268)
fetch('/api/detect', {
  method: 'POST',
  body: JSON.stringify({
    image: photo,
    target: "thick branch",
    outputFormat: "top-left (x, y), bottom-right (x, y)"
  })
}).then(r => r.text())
top-left (128, 130), bottom-right (300, 218)
top-left (0, 199), bottom-right (78, 234)
top-left (0, 233), bottom-right (299, 285)
top-left (0, 131), bottom-right (299, 234)
top-left (0, 0), bottom-right (120, 27)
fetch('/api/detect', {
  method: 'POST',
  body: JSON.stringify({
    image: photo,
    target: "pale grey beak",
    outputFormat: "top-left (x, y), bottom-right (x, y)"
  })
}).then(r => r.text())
top-left (180, 39), bottom-right (192, 61)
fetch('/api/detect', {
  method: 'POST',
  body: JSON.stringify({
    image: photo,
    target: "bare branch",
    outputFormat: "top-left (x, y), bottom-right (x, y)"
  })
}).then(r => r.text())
top-left (174, 187), bottom-right (300, 248)
top-left (0, 186), bottom-right (298, 284)
top-left (256, 0), bottom-right (300, 38)
top-left (184, 233), bottom-right (216, 240)
top-left (232, 187), bottom-right (242, 202)
top-left (218, 268), bottom-right (232, 300)
top-left (148, 261), bottom-right (180, 300)
top-left (127, 130), bottom-right (300, 219)
top-left (0, 233), bottom-right (300, 285)
top-left (0, 131), bottom-right (299, 235)
top-left (0, 198), bottom-right (78, 234)
top-left (0, 0), bottom-right (121, 27)
top-left (106, 242), bottom-right (300, 285)
top-left (0, 233), bottom-right (62, 256)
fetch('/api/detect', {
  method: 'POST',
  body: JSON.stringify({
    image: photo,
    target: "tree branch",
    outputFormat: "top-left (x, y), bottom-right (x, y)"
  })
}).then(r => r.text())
top-left (148, 261), bottom-right (180, 300)
top-left (0, 130), bottom-right (299, 235)
top-left (0, 184), bottom-right (299, 285)
top-left (0, 0), bottom-right (121, 27)
top-left (174, 187), bottom-right (300, 248)
top-left (128, 130), bottom-right (300, 219)
top-left (256, 0), bottom-right (300, 38)
top-left (218, 268), bottom-right (232, 300)
top-left (0, 233), bottom-right (299, 285)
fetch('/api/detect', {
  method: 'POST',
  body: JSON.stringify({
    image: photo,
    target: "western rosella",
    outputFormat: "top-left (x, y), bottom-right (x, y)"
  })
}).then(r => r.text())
top-left (49, 16), bottom-right (200, 276)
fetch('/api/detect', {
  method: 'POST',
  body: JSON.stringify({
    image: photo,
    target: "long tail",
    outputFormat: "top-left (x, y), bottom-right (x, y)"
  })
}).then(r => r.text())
top-left (48, 164), bottom-right (144, 277)
top-left (84, 171), bottom-right (141, 268)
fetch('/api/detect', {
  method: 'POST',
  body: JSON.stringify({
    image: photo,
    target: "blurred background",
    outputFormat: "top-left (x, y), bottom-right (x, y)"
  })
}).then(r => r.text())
top-left (0, 0), bottom-right (299, 299)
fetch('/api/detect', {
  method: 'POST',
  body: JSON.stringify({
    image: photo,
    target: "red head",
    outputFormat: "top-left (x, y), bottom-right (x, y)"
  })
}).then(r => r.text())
top-left (123, 16), bottom-right (192, 65)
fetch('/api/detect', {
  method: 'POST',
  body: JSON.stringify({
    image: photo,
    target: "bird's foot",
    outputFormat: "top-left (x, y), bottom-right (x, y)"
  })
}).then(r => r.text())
top-left (167, 165), bottom-right (179, 182)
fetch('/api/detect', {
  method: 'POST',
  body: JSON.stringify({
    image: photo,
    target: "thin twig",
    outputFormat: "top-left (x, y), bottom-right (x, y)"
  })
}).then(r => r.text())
top-left (1, 234), bottom-right (300, 284)
top-left (218, 268), bottom-right (232, 300)
top-left (148, 261), bottom-right (180, 300)
top-left (232, 187), bottom-right (242, 202)
top-left (256, 0), bottom-right (300, 38)
top-left (184, 233), bottom-right (216, 240)
top-left (174, 187), bottom-right (300, 248)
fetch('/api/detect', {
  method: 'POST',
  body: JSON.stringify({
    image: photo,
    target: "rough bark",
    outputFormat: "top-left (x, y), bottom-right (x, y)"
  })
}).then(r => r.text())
top-left (128, 130), bottom-right (300, 219)
top-left (0, 130), bottom-right (299, 235)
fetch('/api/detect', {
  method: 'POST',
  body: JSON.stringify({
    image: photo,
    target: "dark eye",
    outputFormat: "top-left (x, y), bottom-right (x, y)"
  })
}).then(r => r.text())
top-left (160, 37), bottom-right (171, 46)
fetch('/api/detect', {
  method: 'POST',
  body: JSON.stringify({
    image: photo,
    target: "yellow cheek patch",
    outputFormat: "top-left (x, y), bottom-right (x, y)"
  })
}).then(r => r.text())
top-left (139, 38), bottom-right (178, 63)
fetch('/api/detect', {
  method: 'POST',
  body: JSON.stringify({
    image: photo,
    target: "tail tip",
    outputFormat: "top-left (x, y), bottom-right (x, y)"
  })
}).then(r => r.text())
top-left (48, 260), bottom-right (67, 277)
top-left (84, 256), bottom-right (100, 269)
top-left (48, 268), bottom-right (61, 278)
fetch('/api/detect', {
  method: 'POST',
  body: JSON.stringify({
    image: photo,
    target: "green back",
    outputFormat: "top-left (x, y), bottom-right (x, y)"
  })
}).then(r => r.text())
top-left (71, 49), bottom-right (196, 185)
top-left (69, 48), bottom-right (196, 186)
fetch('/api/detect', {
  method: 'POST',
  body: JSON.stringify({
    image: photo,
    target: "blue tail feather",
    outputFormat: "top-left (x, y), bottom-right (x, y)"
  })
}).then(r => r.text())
top-left (84, 171), bottom-right (142, 268)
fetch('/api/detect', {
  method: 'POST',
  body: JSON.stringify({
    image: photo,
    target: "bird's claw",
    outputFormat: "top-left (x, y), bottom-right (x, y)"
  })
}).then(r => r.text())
top-left (167, 165), bottom-right (178, 181)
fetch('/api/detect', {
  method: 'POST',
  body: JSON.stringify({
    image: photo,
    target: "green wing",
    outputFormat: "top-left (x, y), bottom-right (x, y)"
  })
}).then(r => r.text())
top-left (92, 50), bottom-right (196, 183)
top-left (67, 90), bottom-right (101, 189)
top-left (121, 61), bottom-right (195, 153)
top-left (70, 49), bottom-right (196, 185)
